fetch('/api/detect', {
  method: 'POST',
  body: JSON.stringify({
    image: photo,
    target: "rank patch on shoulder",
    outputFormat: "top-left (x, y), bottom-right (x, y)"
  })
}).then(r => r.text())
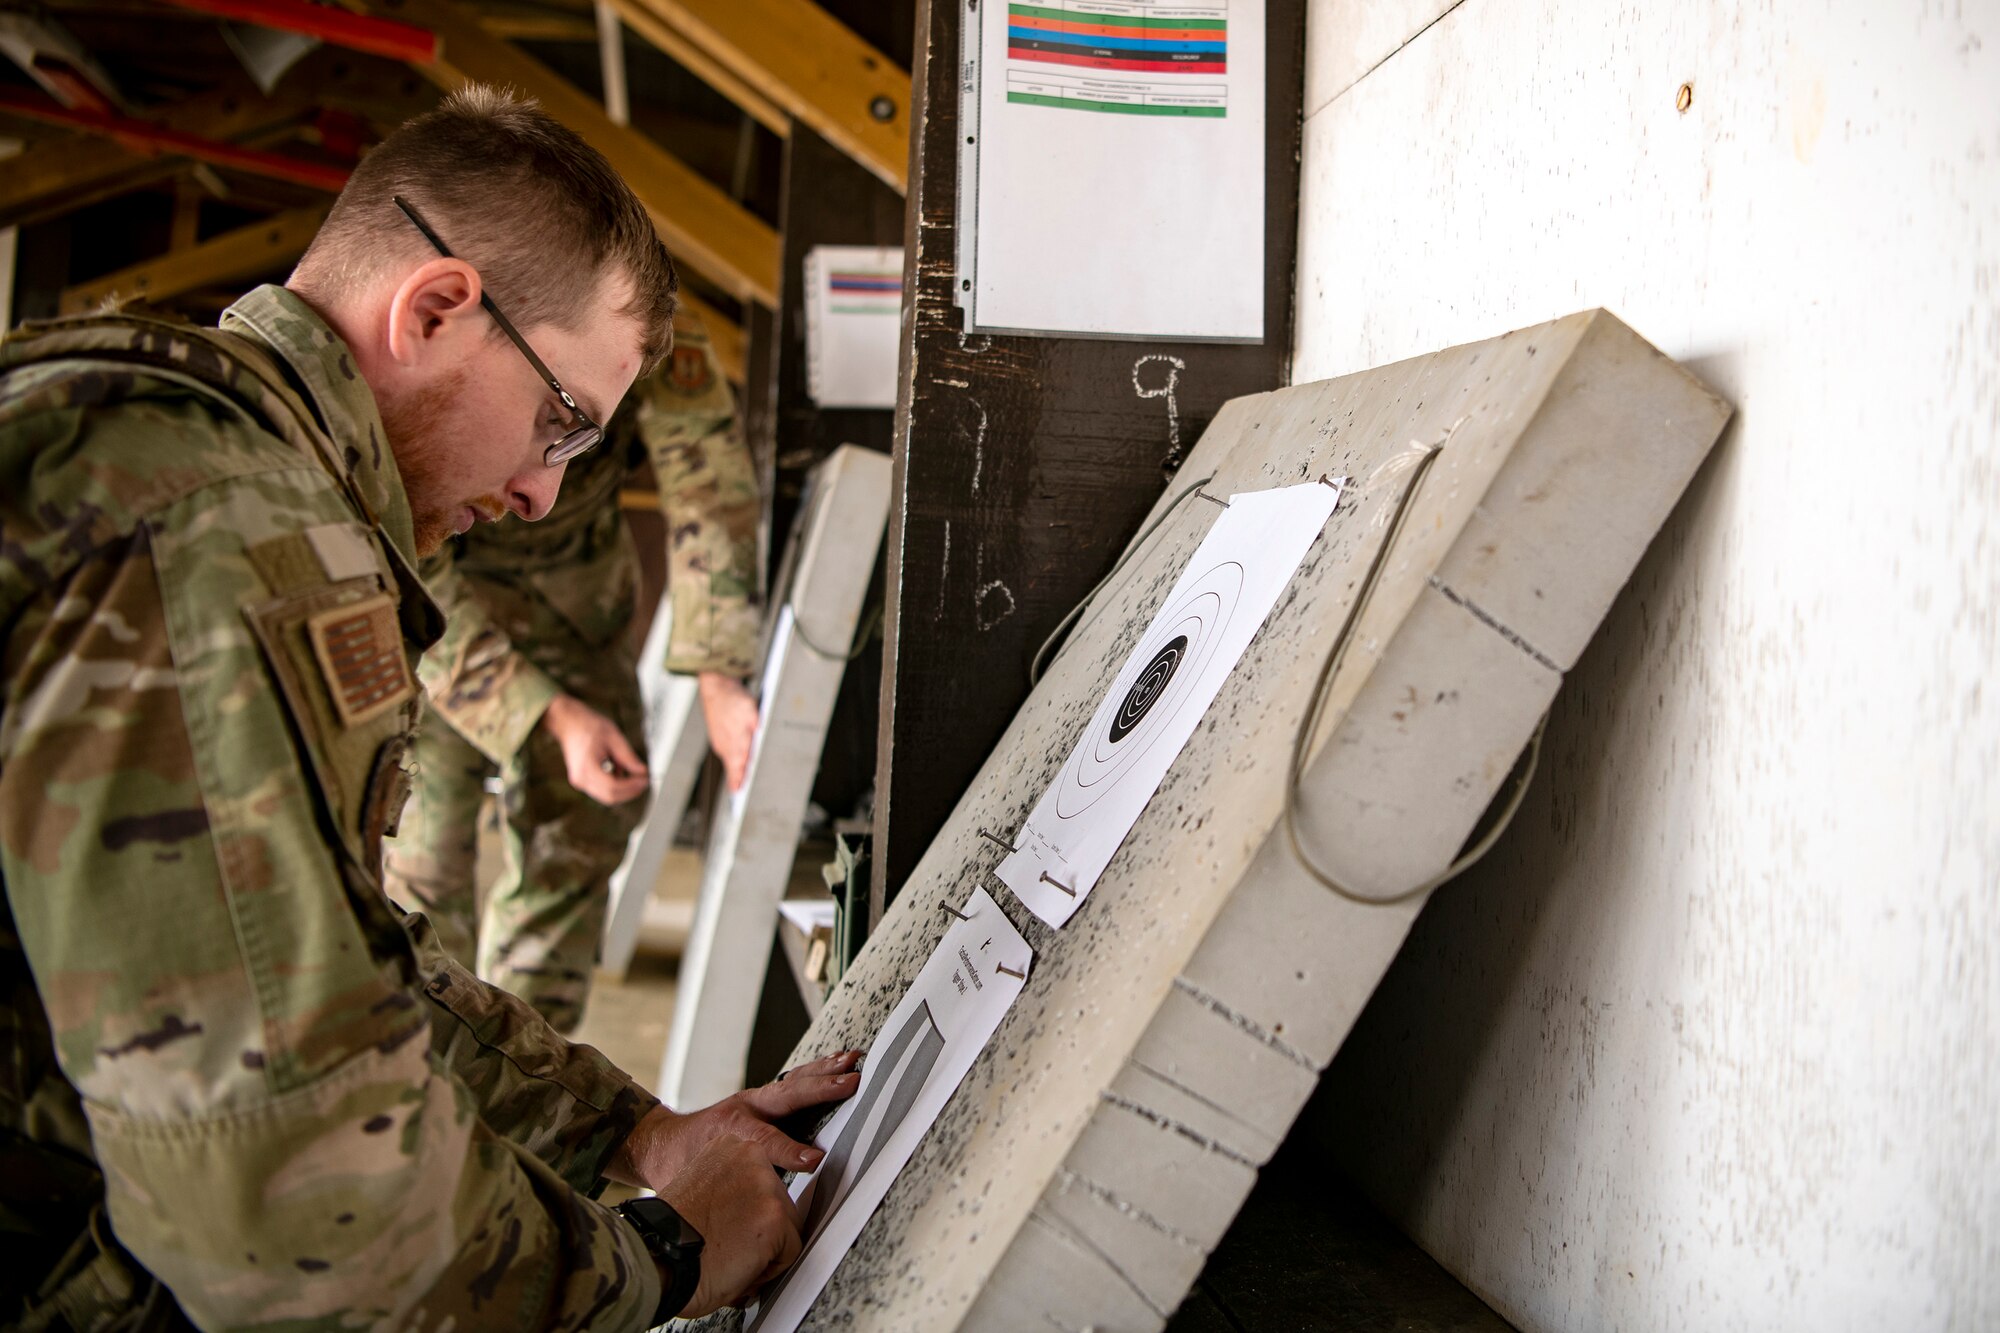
top-left (669, 343), bottom-right (712, 394)
top-left (306, 594), bottom-right (414, 728)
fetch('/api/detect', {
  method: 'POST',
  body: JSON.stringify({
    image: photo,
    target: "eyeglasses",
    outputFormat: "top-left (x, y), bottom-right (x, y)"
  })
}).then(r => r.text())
top-left (392, 195), bottom-right (602, 467)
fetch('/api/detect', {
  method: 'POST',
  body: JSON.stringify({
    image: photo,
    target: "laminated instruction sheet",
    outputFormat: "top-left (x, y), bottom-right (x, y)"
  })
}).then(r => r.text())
top-left (961, 0), bottom-right (1267, 340)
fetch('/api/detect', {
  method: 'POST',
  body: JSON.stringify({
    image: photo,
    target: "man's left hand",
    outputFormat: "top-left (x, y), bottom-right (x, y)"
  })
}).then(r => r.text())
top-left (606, 1049), bottom-right (863, 1190)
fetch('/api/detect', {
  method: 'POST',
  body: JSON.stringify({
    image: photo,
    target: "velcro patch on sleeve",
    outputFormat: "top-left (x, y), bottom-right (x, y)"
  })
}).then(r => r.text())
top-left (305, 521), bottom-right (384, 584)
top-left (307, 594), bottom-right (414, 728)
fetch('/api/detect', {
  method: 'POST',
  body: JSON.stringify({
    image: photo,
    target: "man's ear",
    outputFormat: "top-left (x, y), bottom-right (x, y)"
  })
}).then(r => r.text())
top-left (384, 258), bottom-right (483, 368)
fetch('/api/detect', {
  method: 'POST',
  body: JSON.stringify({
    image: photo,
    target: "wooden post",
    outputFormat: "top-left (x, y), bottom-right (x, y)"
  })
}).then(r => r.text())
top-left (868, 0), bottom-right (1309, 915)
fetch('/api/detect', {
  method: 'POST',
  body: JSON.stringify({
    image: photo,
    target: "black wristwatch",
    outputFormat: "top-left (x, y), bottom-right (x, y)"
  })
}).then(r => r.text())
top-left (614, 1196), bottom-right (705, 1322)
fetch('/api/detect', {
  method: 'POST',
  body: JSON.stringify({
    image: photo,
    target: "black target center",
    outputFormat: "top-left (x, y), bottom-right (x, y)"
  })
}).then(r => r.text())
top-left (1109, 634), bottom-right (1188, 743)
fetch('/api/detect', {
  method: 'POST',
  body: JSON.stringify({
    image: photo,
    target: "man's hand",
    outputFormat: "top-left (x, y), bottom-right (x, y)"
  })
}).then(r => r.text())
top-left (539, 693), bottom-right (649, 805)
top-left (658, 1135), bottom-right (804, 1319)
top-left (698, 671), bottom-right (759, 792)
top-left (607, 1050), bottom-right (862, 1190)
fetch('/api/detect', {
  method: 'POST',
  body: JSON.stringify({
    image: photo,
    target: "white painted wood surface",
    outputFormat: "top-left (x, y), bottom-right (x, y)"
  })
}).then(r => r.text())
top-left (1296, 2), bottom-right (2000, 1330)
top-left (659, 445), bottom-right (892, 1110)
top-left (693, 313), bottom-right (1725, 1331)
top-left (599, 600), bottom-right (708, 982)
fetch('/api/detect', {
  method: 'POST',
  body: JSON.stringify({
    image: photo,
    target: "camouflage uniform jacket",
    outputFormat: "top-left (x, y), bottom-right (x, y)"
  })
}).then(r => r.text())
top-left (420, 314), bottom-right (761, 764)
top-left (0, 287), bottom-right (663, 1330)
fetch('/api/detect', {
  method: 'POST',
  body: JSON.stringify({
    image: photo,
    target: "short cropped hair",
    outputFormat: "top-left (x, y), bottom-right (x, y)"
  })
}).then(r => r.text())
top-left (293, 85), bottom-right (678, 373)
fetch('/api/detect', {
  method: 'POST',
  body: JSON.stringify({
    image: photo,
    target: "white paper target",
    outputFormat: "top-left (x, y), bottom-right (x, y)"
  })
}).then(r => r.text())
top-left (997, 480), bottom-right (1340, 927)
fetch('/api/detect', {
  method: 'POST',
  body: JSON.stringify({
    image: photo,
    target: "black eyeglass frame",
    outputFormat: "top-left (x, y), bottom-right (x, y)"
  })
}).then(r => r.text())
top-left (392, 194), bottom-right (602, 467)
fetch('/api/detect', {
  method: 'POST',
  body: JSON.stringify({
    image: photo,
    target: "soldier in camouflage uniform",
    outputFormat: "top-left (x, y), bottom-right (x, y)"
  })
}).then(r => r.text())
top-left (382, 310), bottom-right (762, 1033)
top-left (0, 88), bottom-right (856, 1331)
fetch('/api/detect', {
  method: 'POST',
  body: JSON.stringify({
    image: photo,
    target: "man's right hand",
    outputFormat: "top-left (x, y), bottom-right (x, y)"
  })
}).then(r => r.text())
top-left (538, 693), bottom-right (649, 805)
top-left (659, 1134), bottom-right (807, 1318)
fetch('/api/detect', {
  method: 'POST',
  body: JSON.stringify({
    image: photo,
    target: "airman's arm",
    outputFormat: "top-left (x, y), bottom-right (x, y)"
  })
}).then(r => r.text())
top-left (636, 318), bottom-right (762, 678)
top-left (416, 547), bottom-right (562, 764)
top-left (0, 446), bottom-right (657, 1329)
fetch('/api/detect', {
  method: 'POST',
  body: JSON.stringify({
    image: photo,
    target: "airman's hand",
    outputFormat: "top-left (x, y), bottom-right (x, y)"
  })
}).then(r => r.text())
top-left (606, 1051), bottom-right (862, 1190)
top-left (539, 693), bottom-right (649, 805)
top-left (698, 671), bottom-right (759, 792)
top-left (658, 1134), bottom-right (805, 1318)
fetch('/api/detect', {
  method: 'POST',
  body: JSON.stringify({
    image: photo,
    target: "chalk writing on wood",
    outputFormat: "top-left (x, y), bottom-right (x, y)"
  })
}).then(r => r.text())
top-left (1134, 354), bottom-right (1189, 473)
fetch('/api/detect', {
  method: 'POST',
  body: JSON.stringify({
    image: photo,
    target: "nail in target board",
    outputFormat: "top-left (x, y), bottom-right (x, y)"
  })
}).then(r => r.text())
top-left (998, 480), bottom-right (1341, 926)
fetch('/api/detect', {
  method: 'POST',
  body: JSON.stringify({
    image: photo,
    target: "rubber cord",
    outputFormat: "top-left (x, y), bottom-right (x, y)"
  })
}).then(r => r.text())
top-left (1282, 443), bottom-right (1548, 906)
top-left (1028, 474), bottom-right (1218, 687)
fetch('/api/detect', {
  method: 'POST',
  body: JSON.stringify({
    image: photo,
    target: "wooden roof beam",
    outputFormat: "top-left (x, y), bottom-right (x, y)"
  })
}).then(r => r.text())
top-left (155, 0), bottom-right (439, 63)
top-left (0, 82), bottom-right (309, 227)
top-left (0, 88), bottom-right (350, 192)
top-left (367, 0), bottom-right (781, 308)
top-left (613, 0), bottom-right (909, 194)
top-left (600, 0), bottom-right (787, 138)
top-left (60, 204), bottom-right (330, 313)
top-left (0, 54), bottom-right (433, 229)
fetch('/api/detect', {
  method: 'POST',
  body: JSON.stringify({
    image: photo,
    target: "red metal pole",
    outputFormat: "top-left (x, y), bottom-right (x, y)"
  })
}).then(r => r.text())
top-left (0, 89), bottom-right (354, 193)
top-left (155, 0), bottom-right (438, 65)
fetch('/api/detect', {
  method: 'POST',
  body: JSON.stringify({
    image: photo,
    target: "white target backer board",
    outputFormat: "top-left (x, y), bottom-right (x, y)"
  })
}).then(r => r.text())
top-left (747, 887), bottom-right (1029, 1333)
top-left (703, 311), bottom-right (1730, 1333)
top-left (998, 480), bottom-right (1339, 925)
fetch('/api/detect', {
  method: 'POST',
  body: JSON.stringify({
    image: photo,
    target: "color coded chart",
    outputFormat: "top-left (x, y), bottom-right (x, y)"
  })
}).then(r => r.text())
top-left (826, 269), bottom-right (902, 315)
top-left (1008, 2), bottom-right (1226, 73)
top-left (965, 0), bottom-right (1264, 339)
top-left (1006, 69), bottom-right (1225, 116)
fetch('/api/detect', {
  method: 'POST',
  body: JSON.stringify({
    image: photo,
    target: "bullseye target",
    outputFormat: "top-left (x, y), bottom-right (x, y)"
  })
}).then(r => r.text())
top-left (1054, 560), bottom-right (1245, 820)
top-left (1109, 634), bottom-right (1187, 743)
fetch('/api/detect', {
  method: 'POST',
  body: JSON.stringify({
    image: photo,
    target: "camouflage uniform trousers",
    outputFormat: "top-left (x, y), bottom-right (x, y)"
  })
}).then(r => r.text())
top-left (387, 600), bottom-right (645, 1035)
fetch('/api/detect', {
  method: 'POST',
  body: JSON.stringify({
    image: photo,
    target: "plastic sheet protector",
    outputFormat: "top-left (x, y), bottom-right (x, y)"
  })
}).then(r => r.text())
top-left (997, 480), bottom-right (1339, 926)
top-left (746, 887), bottom-right (1031, 1333)
top-left (962, 0), bottom-right (1267, 340)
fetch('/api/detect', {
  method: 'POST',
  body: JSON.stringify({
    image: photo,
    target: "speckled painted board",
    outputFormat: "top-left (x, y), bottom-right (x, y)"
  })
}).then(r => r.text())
top-left (691, 310), bottom-right (1727, 1331)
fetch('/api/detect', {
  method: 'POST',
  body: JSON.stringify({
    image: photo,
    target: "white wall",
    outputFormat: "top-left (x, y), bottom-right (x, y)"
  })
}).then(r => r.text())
top-left (1294, 2), bottom-right (1998, 1330)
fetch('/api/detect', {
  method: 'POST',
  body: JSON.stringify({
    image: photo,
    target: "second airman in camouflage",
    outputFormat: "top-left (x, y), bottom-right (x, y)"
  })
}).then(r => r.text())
top-left (383, 310), bottom-right (763, 1033)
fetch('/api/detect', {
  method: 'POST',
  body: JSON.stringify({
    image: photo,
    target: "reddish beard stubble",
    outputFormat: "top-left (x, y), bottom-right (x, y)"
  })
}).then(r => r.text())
top-left (379, 364), bottom-right (506, 556)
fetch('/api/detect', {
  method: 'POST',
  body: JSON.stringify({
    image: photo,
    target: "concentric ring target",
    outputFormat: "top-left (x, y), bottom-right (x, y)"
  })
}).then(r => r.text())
top-left (1108, 635), bottom-right (1187, 743)
top-left (1054, 560), bottom-right (1245, 820)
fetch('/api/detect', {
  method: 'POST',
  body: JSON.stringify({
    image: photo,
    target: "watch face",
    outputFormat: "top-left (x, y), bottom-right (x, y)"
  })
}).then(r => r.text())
top-left (665, 1203), bottom-right (703, 1251)
top-left (628, 1197), bottom-right (702, 1252)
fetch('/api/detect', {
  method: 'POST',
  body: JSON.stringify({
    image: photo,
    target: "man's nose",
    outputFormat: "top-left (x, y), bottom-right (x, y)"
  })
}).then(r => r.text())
top-left (510, 464), bottom-right (566, 523)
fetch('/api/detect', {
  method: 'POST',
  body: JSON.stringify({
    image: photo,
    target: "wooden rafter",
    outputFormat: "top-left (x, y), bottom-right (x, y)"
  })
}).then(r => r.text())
top-left (0, 54), bottom-right (433, 229)
top-left (0, 90), bottom-right (351, 192)
top-left (614, 0), bottom-right (909, 193)
top-left (601, 0), bottom-right (787, 137)
top-left (0, 83), bottom-right (309, 228)
top-left (155, 0), bottom-right (440, 63)
top-left (60, 205), bottom-right (329, 313)
top-left (367, 0), bottom-right (782, 308)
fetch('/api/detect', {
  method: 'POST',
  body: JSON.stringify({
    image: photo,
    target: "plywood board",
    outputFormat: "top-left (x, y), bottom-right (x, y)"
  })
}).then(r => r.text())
top-left (702, 311), bottom-right (1728, 1330)
top-left (870, 0), bottom-right (1308, 907)
top-left (660, 445), bottom-right (893, 1109)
